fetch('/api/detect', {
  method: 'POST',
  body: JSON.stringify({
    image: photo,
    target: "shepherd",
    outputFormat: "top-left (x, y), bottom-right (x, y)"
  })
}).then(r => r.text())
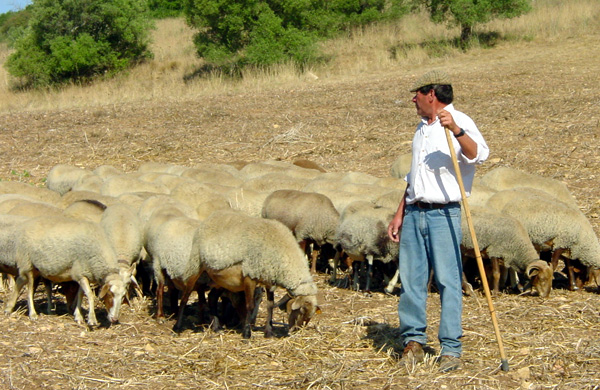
top-left (387, 70), bottom-right (490, 373)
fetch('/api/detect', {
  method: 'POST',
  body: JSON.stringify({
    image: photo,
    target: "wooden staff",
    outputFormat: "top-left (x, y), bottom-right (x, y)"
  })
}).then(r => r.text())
top-left (445, 127), bottom-right (510, 372)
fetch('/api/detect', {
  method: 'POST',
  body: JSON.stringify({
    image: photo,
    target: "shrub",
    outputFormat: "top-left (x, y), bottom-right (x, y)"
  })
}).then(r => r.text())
top-left (4, 0), bottom-right (154, 88)
top-left (184, 0), bottom-right (408, 71)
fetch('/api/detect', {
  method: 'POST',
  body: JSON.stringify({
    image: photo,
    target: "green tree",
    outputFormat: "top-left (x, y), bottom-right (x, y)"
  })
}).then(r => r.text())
top-left (148, 0), bottom-right (184, 18)
top-left (4, 0), bottom-right (154, 88)
top-left (419, 0), bottom-right (531, 44)
top-left (184, 0), bottom-right (408, 71)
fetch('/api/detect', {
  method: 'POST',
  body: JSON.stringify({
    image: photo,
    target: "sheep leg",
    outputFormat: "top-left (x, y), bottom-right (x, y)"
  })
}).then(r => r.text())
top-left (24, 271), bottom-right (38, 321)
top-left (78, 277), bottom-right (98, 327)
top-left (491, 257), bottom-right (501, 295)
top-left (550, 248), bottom-right (564, 272)
top-left (173, 275), bottom-right (201, 332)
top-left (73, 284), bottom-right (85, 324)
top-left (351, 260), bottom-right (361, 291)
top-left (461, 272), bottom-right (474, 296)
top-left (263, 288), bottom-right (275, 338)
top-left (242, 277), bottom-right (258, 339)
top-left (155, 280), bottom-right (166, 321)
top-left (329, 250), bottom-right (341, 285)
top-left (563, 256), bottom-right (579, 291)
top-left (365, 255), bottom-right (374, 293)
top-left (310, 245), bottom-right (319, 274)
top-left (43, 279), bottom-right (54, 314)
top-left (207, 288), bottom-right (223, 332)
top-left (385, 268), bottom-right (399, 294)
top-left (4, 273), bottom-right (28, 316)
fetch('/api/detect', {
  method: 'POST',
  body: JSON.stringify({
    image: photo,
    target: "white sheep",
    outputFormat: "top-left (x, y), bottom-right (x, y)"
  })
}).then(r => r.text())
top-left (46, 164), bottom-right (96, 195)
top-left (486, 188), bottom-right (600, 291)
top-left (261, 189), bottom-right (340, 273)
top-left (480, 166), bottom-right (578, 208)
top-left (5, 216), bottom-right (128, 326)
top-left (0, 181), bottom-right (62, 205)
top-left (145, 215), bottom-right (205, 330)
top-left (225, 187), bottom-right (272, 217)
top-left (389, 152), bottom-right (412, 180)
top-left (100, 174), bottom-right (170, 197)
top-left (240, 172), bottom-right (310, 193)
top-left (191, 210), bottom-right (320, 338)
top-left (461, 206), bottom-right (553, 297)
top-left (334, 201), bottom-right (399, 293)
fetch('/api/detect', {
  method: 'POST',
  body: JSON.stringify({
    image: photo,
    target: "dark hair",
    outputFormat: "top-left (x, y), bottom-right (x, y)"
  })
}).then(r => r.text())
top-left (418, 84), bottom-right (453, 104)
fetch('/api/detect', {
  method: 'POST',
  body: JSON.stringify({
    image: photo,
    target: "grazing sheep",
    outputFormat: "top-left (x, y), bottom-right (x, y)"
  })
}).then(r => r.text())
top-left (137, 162), bottom-right (188, 176)
top-left (100, 174), bottom-right (170, 197)
top-left (100, 203), bottom-right (143, 270)
top-left (181, 167), bottom-right (244, 187)
top-left (4, 198), bottom-right (64, 217)
top-left (145, 216), bottom-right (204, 330)
top-left (71, 173), bottom-right (104, 193)
top-left (261, 189), bottom-right (340, 273)
top-left (191, 210), bottom-right (320, 338)
top-left (461, 206), bottom-right (553, 297)
top-left (170, 181), bottom-right (231, 218)
top-left (334, 201), bottom-right (399, 293)
top-left (486, 188), bottom-right (600, 291)
top-left (5, 216), bottom-right (128, 326)
top-left (226, 187), bottom-right (271, 217)
top-left (60, 190), bottom-right (118, 209)
top-left (480, 166), bottom-right (578, 208)
top-left (137, 172), bottom-right (194, 192)
top-left (93, 164), bottom-right (124, 179)
top-left (468, 182), bottom-right (497, 208)
top-left (241, 172), bottom-right (310, 193)
top-left (0, 181), bottom-right (62, 205)
top-left (63, 199), bottom-right (107, 223)
top-left (389, 152), bottom-right (412, 180)
top-left (46, 164), bottom-right (95, 195)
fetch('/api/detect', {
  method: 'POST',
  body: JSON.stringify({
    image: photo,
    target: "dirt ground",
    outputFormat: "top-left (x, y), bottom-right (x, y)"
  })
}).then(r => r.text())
top-left (0, 31), bottom-right (599, 389)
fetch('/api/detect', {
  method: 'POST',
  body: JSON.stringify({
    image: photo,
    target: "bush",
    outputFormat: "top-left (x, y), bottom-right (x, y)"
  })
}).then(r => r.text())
top-left (4, 0), bottom-right (154, 88)
top-left (184, 0), bottom-right (408, 71)
top-left (148, 0), bottom-right (184, 18)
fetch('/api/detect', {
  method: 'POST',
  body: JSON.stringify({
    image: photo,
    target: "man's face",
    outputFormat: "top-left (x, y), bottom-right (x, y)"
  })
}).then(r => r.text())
top-left (412, 89), bottom-right (433, 119)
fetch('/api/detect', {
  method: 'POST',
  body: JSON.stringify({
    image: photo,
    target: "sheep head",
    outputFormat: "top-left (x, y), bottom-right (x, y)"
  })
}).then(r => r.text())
top-left (526, 260), bottom-right (553, 298)
top-left (278, 294), bottom-right (321, 332)
top-left (98, 274), bottom-right (127, 324)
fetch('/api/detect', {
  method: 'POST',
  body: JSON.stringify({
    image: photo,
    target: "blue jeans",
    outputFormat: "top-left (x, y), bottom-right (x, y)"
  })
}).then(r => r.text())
top-left (397, 203), bottom-right (463, 357)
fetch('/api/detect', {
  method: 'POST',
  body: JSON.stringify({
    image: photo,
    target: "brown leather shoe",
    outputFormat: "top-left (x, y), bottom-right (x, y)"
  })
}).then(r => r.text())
top-left (438, 355), bottom-right (461, 373)
top-left (401, 341), bottom-right (425, 365)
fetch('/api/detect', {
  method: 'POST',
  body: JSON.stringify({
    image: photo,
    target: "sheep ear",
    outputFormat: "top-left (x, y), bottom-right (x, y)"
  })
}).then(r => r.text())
top-left (98, 283), bottom-right (111, 299)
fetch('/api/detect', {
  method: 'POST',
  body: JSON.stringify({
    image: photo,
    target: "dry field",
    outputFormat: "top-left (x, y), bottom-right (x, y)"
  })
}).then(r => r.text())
top-left (0, 3), bottom-right (600, 389)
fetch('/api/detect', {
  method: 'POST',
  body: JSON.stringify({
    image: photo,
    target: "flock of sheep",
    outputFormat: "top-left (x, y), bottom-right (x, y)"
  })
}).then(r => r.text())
top-left (0, 156), bottom-right (598, 336)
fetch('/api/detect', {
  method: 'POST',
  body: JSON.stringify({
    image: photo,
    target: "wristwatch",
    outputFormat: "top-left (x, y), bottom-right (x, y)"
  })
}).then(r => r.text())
top-left (454, 128), bottom-right (465, 138)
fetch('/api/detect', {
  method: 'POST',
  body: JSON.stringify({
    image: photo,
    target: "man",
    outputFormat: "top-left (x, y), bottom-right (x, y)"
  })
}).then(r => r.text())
top-left (387, 70), bottom-right (489, 373)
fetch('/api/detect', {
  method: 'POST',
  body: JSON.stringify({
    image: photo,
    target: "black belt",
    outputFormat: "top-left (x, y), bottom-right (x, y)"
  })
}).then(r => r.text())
top-left (413, 201), bottom-right (460, 209)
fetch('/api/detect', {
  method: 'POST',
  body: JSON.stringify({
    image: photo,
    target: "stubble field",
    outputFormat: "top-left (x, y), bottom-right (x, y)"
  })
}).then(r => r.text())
top-left (0, 10), bottom-right (599, 390)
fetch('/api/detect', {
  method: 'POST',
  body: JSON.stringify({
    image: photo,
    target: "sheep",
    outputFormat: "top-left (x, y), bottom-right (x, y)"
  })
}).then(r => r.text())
top-left (480, 166), bottom-right (578, 208)
top-left (137, 172), bottom-right (194, 192)
top-left (3, 198), bottom-right (64, 217)
top-left (486, 188), bottom-right (600, 291)
top-left (100, 203), bottom-right (143, 271)
top-left (71, 173), bottom-right (104, 193)
top-left (461, 206), bottom-right (553, 297)
top-left (137, 162), bottom-right (188, 176)
top-left (0, 181), bottom-right (62, 205)
top-left (93, 164), bottom-right (124, 179)
top-left (240, 172), bottom-right (310, 193)
top-left (238, 160), bottom-right (296, 179)
top-left (468, 181), bottom-right (498, 208)
top-left (5, 216), bottom-right (128, 326)
top-left (389, 152), bottom-right (412, 179)
top-left (100, 174), bottom-right (171, 197)
top-left (334, 201), bottom-right (399, 293)
top-left (170, 181), bottom-right (231, 219)
top-left (261, 189), bottom-right (340, 273)
top-left (46, 164), bottom-right (95, 195)
top-left (191, 209), bottom-right (320, 338)
top-left (181, 167), bottom-right (244, 188)
top-left (226, 187), bottom-right (272, 217)
top-left (145, 215), bottom-right (205, 330)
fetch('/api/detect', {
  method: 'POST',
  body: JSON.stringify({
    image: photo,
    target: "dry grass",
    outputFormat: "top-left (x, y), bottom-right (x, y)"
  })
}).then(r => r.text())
top-left (0, 0), bottom-right (600, 389)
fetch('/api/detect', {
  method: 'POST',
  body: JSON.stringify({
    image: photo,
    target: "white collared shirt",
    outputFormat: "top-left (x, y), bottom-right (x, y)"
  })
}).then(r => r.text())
top-left (405, 104), bottom-right (489, 204)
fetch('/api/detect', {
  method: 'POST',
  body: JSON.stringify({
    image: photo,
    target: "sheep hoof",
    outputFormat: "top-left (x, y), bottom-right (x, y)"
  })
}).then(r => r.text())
top-left (242, 326), bottom-right (252, 339)
top-left (29, 313), bottom-right (39, 321)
